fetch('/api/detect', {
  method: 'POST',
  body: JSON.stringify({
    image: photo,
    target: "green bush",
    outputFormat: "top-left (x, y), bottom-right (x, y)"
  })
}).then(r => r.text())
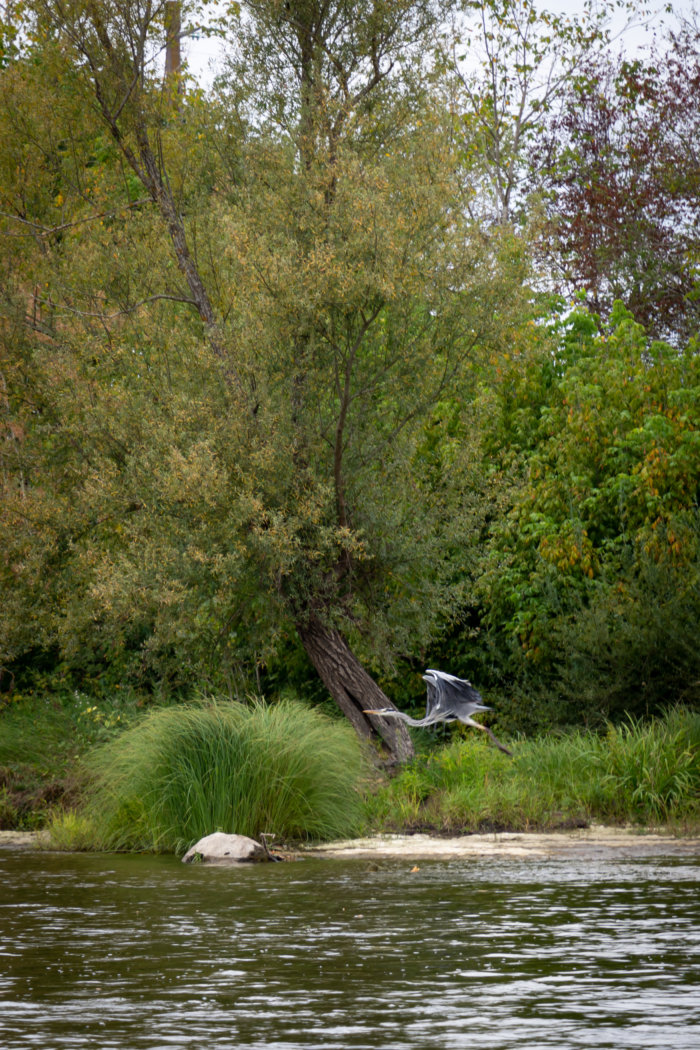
top-left (365, 736), bottom-right (517, 831)
top-left (465, 306), bottom-right (700, 731)
top-left (0, 695), bottom-right (83, 828)
top-left (0, 696), bottom-right (78, 773)
top-left (0, 689), bottom-right (144, 828)
top-left (0, 786), bottom-right (19, 829)
top-left (54, 698), bottom-right (368, 852)
top-left (552, 538), bottom-right (700, 722)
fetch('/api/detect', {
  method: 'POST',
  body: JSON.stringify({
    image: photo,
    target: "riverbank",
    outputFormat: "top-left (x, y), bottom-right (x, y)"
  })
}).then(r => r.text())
top-left (306, 825), bottom-right (700, 859)
top-left (4, 702), bottom-right (700, 843)
top-left (0, 830), bottom-right (43, 849)
top-left (3, 826), bottom-right (700, 859)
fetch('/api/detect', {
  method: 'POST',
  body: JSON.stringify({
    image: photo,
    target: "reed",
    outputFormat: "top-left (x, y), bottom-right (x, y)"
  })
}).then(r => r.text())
top-left (599, 708), bottom-right (700, 822)
top-left (51, 698), bottom-right (367, 852)
top-left (367, 707), bottom-right (700, 832)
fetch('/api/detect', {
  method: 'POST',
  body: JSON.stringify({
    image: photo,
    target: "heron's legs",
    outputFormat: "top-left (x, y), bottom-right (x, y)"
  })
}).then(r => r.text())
top-left (465, 718), bottom-right (513, 757)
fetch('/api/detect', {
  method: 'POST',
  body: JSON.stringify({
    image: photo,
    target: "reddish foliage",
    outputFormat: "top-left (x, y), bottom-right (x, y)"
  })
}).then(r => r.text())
top-left (534, 21), bottom-right (700, 343)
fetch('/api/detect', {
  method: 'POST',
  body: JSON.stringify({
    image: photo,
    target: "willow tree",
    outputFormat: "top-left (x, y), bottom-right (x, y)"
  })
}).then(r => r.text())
top-left (1, 0), bottom-right (526, 761)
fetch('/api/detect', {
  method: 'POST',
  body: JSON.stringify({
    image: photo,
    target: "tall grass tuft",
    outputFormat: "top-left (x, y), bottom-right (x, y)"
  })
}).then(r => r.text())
top-left (54, 698), bottom-right (367, 853)
top-left (599, 708), bottom-right (700, 822)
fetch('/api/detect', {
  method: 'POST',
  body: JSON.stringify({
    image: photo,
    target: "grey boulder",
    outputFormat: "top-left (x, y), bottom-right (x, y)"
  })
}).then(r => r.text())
top-left (182, 831), bottom-right (268, 864)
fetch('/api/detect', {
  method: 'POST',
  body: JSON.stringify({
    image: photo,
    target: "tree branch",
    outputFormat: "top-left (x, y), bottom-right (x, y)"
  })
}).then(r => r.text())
top-left (0, 200), bottom-right (152, 237)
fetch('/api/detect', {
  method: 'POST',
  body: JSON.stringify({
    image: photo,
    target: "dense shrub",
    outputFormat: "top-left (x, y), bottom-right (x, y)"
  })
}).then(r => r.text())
top-left (442, 303), bottom-right (700, 730)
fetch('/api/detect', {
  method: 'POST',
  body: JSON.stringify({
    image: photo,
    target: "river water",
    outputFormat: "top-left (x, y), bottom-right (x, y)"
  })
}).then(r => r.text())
top-left (1, 846), bottom-right (699, 1049)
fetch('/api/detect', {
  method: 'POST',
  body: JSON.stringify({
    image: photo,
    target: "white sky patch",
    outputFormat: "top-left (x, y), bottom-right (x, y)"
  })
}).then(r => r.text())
top-left (179, 1), bottom-right (689, 87)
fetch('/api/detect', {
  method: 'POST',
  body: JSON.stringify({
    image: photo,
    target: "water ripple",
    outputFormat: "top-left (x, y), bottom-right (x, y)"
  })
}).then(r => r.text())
top-left (1, 851), bottom-right (699, 1048)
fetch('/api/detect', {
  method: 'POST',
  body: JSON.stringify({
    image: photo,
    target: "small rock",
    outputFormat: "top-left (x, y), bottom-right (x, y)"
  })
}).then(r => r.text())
top-left (182, 832), bottom-right (268, 864)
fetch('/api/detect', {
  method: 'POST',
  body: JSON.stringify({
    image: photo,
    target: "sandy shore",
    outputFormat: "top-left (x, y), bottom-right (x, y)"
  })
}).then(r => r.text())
top-left (304, 826), bottom-right (700, 860)
top-left (3, 826), bottom-right (699, 859)
top-left (0, 830), bottom-right (45, 849)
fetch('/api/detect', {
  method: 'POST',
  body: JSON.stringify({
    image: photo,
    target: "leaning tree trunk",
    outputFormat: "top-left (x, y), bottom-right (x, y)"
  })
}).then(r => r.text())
top-left (297, 615), bottom-right (414, 765)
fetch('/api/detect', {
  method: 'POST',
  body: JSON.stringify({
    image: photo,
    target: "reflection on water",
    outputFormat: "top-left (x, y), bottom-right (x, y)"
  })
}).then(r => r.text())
top-left (1, 846), bottom-right (699, 1049)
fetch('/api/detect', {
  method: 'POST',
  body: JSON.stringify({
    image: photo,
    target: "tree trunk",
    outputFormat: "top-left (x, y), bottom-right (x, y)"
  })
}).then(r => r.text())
top-left (297, 614), bottom-right (414, 765)
top-left (164, 2), bottom-right (181, 81)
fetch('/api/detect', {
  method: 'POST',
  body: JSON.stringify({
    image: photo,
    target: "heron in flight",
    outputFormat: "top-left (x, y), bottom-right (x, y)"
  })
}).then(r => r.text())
top-left (364, 669), bottom-right (512, 756)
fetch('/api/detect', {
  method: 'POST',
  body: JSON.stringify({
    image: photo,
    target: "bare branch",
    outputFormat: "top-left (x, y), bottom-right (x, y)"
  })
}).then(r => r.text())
top-left (0, 200), bottom-right (152, 237)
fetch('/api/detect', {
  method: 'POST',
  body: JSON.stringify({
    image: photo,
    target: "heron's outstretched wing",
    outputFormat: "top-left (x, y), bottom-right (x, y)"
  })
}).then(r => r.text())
top-left (426, 669), bottom-right (489, 720)
top-left (423, 672), bottom-right (461, 724)
top-left (424, 677), bottom-right (442, 720)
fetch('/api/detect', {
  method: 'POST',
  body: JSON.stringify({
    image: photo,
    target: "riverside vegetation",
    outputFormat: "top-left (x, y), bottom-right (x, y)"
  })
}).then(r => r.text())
top-left (1, 696), bottom-right (699, 850)
top-left (1, 2), bottom-right (699, 831)
top-left (2, 2), bottom-right (699, 764)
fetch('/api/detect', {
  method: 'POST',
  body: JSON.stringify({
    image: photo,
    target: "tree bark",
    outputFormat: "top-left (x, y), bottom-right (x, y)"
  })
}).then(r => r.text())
top-left (297, 614), bottom-right (414, 765)
top-left (164, 2), bottom-right (181, 82)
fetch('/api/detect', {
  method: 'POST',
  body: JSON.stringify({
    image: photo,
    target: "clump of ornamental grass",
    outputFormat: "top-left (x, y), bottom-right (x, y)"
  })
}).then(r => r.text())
top-left (45, 808), bottom-right (97, 851)
top-left (366, 707), bottom-right (700, 832)
top-left (49, 698), bottom-right (368, 853)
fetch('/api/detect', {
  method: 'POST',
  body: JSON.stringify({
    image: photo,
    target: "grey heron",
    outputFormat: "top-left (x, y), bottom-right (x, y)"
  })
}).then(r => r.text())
top-left (364, 669), bottom-right (513, 756)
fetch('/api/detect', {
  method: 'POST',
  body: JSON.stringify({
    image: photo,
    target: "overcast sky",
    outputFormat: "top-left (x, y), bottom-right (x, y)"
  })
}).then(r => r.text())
top-left (179, 1), bottom-right (692, 86)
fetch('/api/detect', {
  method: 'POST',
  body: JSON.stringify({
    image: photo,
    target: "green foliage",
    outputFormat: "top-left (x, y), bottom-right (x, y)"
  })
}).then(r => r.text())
top-left (367, 735), bottom-right (515, 829)
top-left (366, 708), bottom-right (700, 831)
top-left (0, 696), bottom-right (79, 774)
top-left (0, 787), bottom-right (19, 829)
top-left (0, 687), bottom-right (142, 827)
top-left (0, 687), bottom-right (142, 765)
top-left (56, 698), bottom-right (368, 852)
top-left (469, 302), bottom-right (700, 725)
top-left (553, 531), bottom-right (700, 720)
top-left (2, 1), bottom-right (697, 748)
